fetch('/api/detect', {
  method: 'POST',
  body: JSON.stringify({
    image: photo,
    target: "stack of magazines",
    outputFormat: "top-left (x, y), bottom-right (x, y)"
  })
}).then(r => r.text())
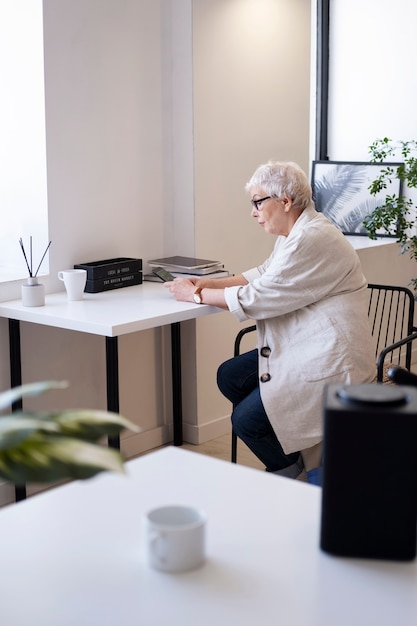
top-left (145, 256), bottom-right (230, 281)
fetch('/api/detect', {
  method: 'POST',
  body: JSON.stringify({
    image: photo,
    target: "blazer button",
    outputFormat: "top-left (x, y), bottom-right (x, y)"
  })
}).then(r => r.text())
top-left (260, 373), bottom-right (271, 383)
top-left (260, 346), bottom-right (271, 358)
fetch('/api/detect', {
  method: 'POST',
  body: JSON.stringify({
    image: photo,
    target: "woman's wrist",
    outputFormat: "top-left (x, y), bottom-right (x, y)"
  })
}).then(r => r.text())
top-left (192, 286), bottom-right (204, 304)
top-left (195, 278), bottom-right (212, 290)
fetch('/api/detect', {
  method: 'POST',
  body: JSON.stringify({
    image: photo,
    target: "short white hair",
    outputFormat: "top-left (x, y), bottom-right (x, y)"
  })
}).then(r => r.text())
top-left (245, 161), bottom-right (313, 211)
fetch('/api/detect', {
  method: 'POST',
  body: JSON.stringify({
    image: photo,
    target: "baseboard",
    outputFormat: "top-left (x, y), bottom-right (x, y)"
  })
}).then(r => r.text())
top-left (120, 424), bottom-right (172, 459)
top-left (183, 414), bottom-right (231, 445)
top-left (122, 413), bottom-right (233, 449)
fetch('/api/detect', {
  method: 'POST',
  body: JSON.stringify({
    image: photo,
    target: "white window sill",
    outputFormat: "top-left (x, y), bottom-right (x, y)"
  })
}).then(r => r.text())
top-left (0, 268), bottom-right (48, 284)
top-left (345, 236), bottom-right (397, 250)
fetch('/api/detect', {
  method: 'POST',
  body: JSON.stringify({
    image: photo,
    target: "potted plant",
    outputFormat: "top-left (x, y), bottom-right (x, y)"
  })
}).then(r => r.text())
top-left (363, 137), bottom-right (417, 292)
top-left (0, 381), bottom-right (138, 485)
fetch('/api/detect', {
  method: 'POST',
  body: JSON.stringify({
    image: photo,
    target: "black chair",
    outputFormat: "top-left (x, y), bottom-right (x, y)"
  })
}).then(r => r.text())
top-left (230, 325), bottom-right (256, 465)
top-left (367, 283), bottom-right (417, 382)
top-left (231, 283), bottom-right (417, 463)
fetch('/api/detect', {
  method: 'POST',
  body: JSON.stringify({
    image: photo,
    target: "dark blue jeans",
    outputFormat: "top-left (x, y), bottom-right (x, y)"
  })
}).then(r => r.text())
top-left (217, 349), bottom-right (300, 472)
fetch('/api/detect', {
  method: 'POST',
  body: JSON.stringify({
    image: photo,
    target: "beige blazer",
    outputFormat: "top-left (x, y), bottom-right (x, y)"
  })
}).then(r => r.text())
top-left (225, 205), bottom-right (376, 454)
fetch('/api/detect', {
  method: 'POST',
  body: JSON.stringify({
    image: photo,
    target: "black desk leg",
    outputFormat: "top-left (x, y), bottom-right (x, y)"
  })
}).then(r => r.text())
top-left (171, 322), bottom-right (183, 446)
top-left (8, 319), bottom-right (27, 502)
top-left (106, 336), bottom-right (120, 450)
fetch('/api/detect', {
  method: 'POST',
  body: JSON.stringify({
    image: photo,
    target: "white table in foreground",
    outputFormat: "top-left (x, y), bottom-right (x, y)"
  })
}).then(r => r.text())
top-left (1, 447), bottom-right (416, 626)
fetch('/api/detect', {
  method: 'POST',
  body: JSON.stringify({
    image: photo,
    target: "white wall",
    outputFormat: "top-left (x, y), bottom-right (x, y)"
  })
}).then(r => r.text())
top-left (192, 0), bottom-right (311, 438)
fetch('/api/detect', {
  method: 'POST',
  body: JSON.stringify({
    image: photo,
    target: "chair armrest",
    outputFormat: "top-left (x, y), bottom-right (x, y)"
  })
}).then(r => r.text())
top-left (377, 330), bottom-right (417, 382)
top-left (234, 325), bottom-right (256, 357)
top-left (231, 324), bottom-right (256, 464)
top-left (387, 365), bottom-right (417, 386)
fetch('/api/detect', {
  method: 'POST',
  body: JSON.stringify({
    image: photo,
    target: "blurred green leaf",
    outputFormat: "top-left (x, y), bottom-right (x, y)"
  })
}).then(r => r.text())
top-left (0, 415), bottom-right (59, 450)
top-left (0, 380), bottom-right (140, 484)
top-left (0, 381), bottom-right (68, 411)
top-left (0, 435), bottom-right (126, 484)
top-left (52, 409), bottom-right (140, 441)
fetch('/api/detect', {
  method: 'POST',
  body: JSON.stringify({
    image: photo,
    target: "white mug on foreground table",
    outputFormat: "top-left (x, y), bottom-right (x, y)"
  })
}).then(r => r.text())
top-left (58, 269), bottom-right (87, 301)
top-left (145, 504), bottom-right (206, 573)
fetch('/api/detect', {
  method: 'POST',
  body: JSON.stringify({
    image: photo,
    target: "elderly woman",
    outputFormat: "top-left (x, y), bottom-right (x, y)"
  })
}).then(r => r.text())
top-left (165, 161), bottom-right (376, 484)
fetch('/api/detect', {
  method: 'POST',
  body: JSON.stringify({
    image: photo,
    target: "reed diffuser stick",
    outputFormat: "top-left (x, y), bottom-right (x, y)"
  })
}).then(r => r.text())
top-left (19, 238), bottom-right (32, 277)
top-left (34, 241), bottom-right (52, 277)
top-left (19, 237), bottom-right (52, 278)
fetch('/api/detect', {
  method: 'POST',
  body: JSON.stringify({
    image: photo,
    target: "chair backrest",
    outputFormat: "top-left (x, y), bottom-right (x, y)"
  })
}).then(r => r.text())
top-left (367, 283), bottom-right (416, 374)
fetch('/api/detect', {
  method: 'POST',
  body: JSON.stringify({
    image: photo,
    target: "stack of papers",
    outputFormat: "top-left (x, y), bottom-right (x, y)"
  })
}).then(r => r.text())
top-left (146, 255), bottom-right (230, 282)
top-left (148, 256), bottom-right (225, 276)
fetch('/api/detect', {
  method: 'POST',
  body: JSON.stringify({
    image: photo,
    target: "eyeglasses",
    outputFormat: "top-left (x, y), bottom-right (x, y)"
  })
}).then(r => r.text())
top-left (250, 196), bottom-right (271, 211)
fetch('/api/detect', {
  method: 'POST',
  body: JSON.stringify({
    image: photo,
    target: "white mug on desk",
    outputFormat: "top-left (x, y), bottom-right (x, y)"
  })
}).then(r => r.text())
top-left (145, 505), bottom-right (206, 573)
top-left (58, 269), bottom-right (87, 301)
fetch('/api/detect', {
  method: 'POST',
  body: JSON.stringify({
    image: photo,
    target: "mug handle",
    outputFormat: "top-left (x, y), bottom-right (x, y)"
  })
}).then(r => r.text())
top-left (58, 271), bottom-right (64, 281)
top-left (150, 532), bottom-right (167, 565)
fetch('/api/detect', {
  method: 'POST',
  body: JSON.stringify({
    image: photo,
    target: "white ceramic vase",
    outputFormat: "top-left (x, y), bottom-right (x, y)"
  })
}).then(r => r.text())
top-left (21, 277), bottom-right (45, 307)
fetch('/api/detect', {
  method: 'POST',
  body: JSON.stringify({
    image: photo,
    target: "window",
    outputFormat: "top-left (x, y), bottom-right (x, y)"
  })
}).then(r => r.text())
top-left (0, 0), bottom-right (48, 282)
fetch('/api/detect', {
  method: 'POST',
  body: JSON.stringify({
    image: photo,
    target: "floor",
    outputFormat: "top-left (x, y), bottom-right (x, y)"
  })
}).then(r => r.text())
top-left (180, 432), bottom-right (309, 482)
top-left (181, 432), bottom-right (264, 471)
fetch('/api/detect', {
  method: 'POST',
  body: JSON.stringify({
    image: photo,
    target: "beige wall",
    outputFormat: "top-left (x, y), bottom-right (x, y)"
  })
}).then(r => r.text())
top-left (357, 242), bottom-right (417, 289)
top-left (191, 0), bottom-right (312, 441)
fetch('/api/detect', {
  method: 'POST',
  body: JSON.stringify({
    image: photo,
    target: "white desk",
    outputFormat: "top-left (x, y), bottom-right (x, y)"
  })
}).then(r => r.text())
top-left (0, 283), bottom-right (222, 459)
top-left (0, 282), bottom-right (221, 336)
top-left (0, 447), bottom-right (416, 626)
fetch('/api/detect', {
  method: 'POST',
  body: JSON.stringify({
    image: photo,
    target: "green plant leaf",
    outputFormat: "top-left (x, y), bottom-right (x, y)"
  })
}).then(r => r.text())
top-left (0, 381), bottom-right (68, 411)
top-left (0, 381), bottom-right (140, 483)
top-left (0, 435), bottom-right (126, 484)
top-left (366, 137), bottom-right (417, 296)
top-left (52, 409), bottom-right (140, 441)
top-left (0, 415), bottom-right (59, 450)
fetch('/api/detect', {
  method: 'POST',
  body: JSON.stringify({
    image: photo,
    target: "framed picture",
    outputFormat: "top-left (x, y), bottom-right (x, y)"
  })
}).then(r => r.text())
top-left (311, 160), bottom-right (404, 236)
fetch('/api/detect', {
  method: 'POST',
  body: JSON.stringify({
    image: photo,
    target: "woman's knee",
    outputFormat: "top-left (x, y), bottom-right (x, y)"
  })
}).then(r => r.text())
top-left (217, 349), bottom-right (258, 399)
top-left (216, 357), bottom-right (235, 397)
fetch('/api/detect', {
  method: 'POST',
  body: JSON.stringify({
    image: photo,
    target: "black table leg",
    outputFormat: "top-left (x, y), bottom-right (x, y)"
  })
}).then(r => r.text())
top-left (106, 336), bottom-right (120, 449)
top-left (171, 322), bottom-right (183, 446)
top-left (8, 319), bottom-right (27, 502)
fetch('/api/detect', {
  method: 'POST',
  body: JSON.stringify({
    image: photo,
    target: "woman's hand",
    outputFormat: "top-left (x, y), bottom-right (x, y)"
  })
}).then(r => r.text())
top-left (165, 277), bottom-right (229, 309)
top-left (164, 278), bottom-right (197, 302)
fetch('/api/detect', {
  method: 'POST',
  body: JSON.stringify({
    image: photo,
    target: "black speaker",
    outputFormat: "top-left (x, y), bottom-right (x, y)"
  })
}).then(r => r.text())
top-left (320, 383), bottom-right (417, 561)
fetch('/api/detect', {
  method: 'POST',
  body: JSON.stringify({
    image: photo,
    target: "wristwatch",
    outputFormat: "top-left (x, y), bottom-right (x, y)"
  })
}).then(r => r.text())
top-left (193, 287), bottom-right (203, 304)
